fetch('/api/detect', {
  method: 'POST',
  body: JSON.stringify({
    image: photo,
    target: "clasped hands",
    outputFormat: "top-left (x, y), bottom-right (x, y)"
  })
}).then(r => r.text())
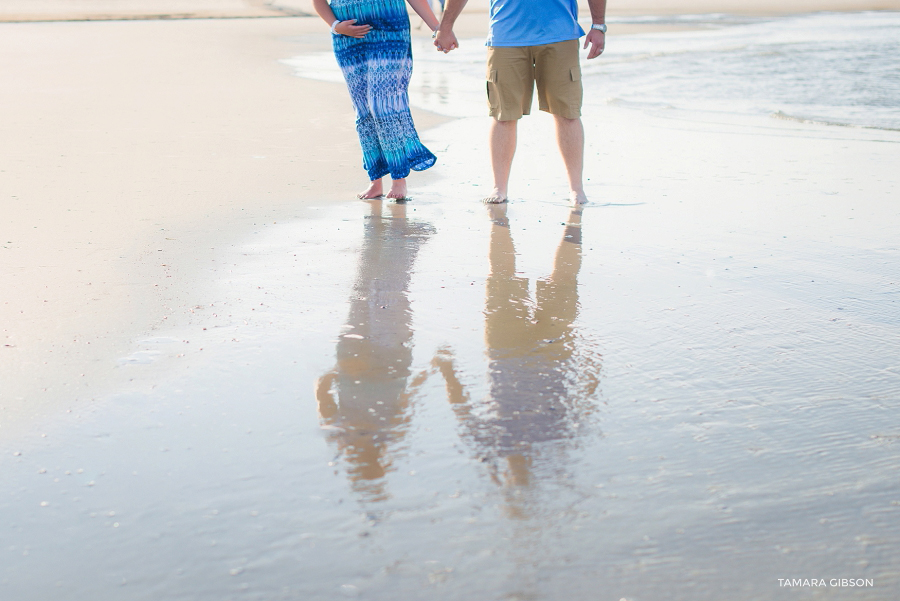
top-left (433, 29), bottom-right (458, 54)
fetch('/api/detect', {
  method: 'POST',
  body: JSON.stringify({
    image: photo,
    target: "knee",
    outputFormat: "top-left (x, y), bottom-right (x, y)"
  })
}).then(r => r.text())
top-left (553, 115), bottom-right (581, 126)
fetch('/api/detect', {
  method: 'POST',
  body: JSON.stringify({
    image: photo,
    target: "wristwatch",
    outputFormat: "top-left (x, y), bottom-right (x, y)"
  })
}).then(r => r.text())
top-left (591, 23), bottom-right (607, 33)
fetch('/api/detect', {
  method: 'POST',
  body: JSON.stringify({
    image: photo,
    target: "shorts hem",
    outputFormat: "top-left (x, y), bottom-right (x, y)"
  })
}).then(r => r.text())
top-left (539, 106), bottom-right (581, 119)
top-left (489, 109), bottom-right (528, 121)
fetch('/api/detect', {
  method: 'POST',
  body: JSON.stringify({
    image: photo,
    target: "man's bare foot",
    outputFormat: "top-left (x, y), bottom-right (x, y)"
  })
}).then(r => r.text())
top-left (570, 189), bottom-right (589, 205)
top-left (358, 179), bottom-right (383, 199)
top-left (482, 187), bottom-right (508, 204)
top-left (387, 178), bottom-right (408, 201)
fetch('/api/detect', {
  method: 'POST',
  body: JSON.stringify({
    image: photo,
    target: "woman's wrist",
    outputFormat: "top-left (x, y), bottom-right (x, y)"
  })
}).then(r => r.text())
top-left (330, 19), bottom-right (341, 34)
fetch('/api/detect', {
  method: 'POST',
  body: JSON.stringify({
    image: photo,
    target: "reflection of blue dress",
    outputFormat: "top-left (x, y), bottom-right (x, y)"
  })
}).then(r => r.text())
top-left (331, 0), bottom-right (437, 180)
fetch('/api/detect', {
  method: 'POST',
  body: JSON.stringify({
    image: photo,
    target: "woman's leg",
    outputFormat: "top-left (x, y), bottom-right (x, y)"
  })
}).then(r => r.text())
top-left (334, 35), bottom-right (390, 188)
top-left (365, 37), bottom-right (435, 189)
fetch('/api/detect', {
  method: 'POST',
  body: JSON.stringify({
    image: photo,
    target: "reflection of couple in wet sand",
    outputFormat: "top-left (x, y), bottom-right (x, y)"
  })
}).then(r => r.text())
top-left (314, 200), bottom-right (434, 500)
top-left (315, 201), bottom-right (600, 503)
top-left (312, 0), bottom-right (607, 204)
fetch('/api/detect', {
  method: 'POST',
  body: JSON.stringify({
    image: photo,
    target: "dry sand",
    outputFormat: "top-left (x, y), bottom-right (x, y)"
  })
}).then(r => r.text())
top-left (0, 0), bottom-right (292, 21)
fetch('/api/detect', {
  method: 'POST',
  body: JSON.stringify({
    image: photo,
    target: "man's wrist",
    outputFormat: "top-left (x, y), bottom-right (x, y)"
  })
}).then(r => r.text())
top-left (438, 16), bottom-right (458, 32)
top-left (590, 23), bottom-right (607, 33)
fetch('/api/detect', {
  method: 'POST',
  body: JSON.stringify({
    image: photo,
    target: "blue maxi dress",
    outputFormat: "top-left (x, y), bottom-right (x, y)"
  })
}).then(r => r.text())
top-left (331, 0), bottom-right (436, 181)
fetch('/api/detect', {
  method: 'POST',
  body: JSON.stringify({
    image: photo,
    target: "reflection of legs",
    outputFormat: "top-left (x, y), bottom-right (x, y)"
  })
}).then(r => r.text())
top-left (532, 208), bottom-right (582, 345)
top-left (387, 199), bottom-right (407, 220)
top-left (554, 115), bottom-right (587, 205)
top-left (505, 454), bottom-right (532, 487)
top-left (486, 202), bottom-right (508, 227)
top-left (485, 119), bottom-right (517, 204)
top-left (500, 453), bottom-right (533, 520)
top-left (488, 203), bottom-right (515, 276)
top-left (486, 204), bottom-right (533, 351)
top-left (315, 371), bottom-right (338, 419)
top-left (364, 197), bottom-right (385, 229)
top-left (551, 208), bottom-right (583, 286)
top-left (432, 346), bottom-right (469, 408)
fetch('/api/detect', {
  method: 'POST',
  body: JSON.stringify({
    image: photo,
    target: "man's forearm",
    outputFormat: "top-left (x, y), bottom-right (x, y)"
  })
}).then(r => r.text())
top-left (439, 0), bottom-right (470, 30)
top-left (587, 0), bottom-right (606, 24)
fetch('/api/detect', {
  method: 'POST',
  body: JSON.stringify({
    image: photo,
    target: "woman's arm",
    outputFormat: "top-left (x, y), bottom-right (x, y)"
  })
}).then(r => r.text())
top-left (406, 0), bottom-right (440, 33)
top-left (311, 0), bottom-right (372, 38)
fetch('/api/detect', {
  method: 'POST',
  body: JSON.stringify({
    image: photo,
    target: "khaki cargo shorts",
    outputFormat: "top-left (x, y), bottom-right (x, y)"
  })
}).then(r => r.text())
top-left (486, 39), bottom-right (582, 121)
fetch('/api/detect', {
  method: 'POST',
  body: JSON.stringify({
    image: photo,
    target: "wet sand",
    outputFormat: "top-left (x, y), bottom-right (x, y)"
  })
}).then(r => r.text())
top-left (2, 2), bottom-right (900, 600)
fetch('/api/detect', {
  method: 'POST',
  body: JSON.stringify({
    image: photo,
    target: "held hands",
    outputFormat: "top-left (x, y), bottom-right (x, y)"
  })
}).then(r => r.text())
top-left (433, 29), bottom-right (458, 53)
top-left (583, 30), bottom-right (605, 59)
top-left (334, 19), bottom-right (371, 38)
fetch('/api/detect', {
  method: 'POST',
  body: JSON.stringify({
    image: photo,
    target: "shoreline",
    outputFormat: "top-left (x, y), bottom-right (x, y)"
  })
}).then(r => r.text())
top-left (2, 0), bottom-right (899, 23)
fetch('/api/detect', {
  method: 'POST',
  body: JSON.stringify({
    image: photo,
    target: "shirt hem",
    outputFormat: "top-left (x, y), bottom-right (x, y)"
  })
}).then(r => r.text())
top-left (485, 33), bottom-right (584, 48)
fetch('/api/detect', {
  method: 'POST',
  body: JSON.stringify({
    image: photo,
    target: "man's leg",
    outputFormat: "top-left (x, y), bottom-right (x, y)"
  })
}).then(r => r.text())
top-left (534, 40), bottom-right (587, 204)
top-left (554, 115), bottom-right (587, 204)
top-left (486, 118), bottom-right (517, 204)
top-left (485, 45), bottom-right (532, 204)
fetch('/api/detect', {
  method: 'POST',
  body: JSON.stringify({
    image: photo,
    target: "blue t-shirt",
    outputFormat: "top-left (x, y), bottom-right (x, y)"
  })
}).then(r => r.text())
top-left (486, 0), bottom-right (585, 47)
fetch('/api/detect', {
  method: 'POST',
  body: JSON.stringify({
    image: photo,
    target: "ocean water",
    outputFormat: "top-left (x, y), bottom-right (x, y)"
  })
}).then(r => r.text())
top-left (285, 11), bottom-right (900, 130)
top-left (585, 11), bottom-right (900, 130)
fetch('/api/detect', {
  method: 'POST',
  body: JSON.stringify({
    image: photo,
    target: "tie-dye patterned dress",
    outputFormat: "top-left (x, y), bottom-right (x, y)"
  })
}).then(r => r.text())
top-left (331, 0), bottom-right (437, 181)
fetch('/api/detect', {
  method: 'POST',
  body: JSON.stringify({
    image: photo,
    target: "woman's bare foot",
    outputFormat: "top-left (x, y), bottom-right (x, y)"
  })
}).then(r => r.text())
top-left (358, 179), bottom-right (383, 199)
top-left (387, 178), bottom-right (408, 201)
top-left (482, 187), bottom-right (508, 204)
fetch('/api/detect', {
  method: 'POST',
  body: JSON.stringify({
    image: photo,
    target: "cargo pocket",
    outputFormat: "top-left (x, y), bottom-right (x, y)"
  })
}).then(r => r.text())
top-left (567, 66), bottom-right (583, 118)
top-left (486, 69), bottom-right (499, 113)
